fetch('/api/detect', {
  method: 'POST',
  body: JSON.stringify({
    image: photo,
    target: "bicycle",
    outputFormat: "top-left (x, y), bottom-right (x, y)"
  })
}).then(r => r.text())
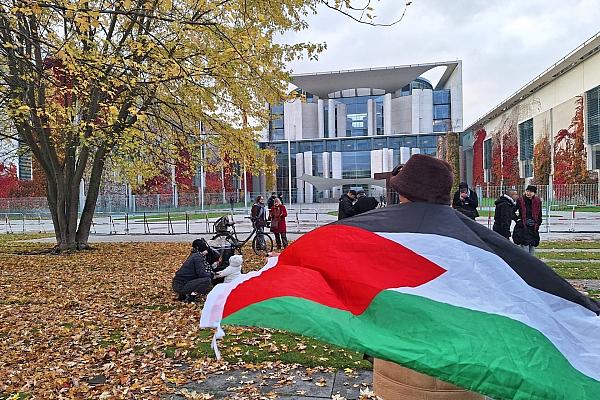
top-left (211, 216), bottom-right (274, 256)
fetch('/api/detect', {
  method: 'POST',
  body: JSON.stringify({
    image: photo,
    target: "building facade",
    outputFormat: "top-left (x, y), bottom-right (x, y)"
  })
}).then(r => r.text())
top-left (257, 62), bottom-right (463, 203)
top-left (461, 31), bottom-right (600, 189)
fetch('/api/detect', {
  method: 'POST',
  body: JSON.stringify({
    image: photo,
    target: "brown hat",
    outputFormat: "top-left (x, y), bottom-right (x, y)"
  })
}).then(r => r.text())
top-left (390, 154), bottom-right (454, 205)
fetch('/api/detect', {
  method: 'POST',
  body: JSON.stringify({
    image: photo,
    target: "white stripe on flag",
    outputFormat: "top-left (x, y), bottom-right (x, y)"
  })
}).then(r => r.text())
top-left (377, 232), bottom-right (600, 382)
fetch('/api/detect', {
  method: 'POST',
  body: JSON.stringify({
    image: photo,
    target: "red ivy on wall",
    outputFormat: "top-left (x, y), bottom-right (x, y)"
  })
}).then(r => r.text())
top-left (533, 135), bottom-right (551, 185)
top-left (491, 133), bottom-right (502, 185)
top-left (554, 96), bottom-right (590, 184)
top-left (502, 121), bottom-right (520, 186)
top-left (472, 128), bottom-right (485, 187)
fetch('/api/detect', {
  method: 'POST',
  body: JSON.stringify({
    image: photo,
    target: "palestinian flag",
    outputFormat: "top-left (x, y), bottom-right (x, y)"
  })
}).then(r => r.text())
top-left (200, 202), bottom-right (600, 400)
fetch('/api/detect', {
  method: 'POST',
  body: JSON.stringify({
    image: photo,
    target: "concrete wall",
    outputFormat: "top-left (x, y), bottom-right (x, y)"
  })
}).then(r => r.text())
top-left (302, 103), bottom-right (319, 139)
top-left (284, 99), bottom-right (303, 140)
top-left (391, 95), bottom-right (412, 135)
top-left (443, 60), bottom-right (463, 132)
top-left (420, 89), bottom-right (434, 133)
top-left (336, 103), bottom-right (347, 137)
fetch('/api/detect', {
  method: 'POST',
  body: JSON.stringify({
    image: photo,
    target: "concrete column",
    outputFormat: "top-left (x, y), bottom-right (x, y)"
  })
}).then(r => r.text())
top-left (382, 148), bottom-right (390, 173)
top-left (411, 89), bottom-right (422, 134)
top-left (384, 93), bottom-right (392, 135)
top-left (303, 151), bottom-right (313, 204)
top-left (387, 148), bottom-right (394, 171)
top-left (328, 99), bottom-right (336, 138)
top-left (331, 151), bottom-right (342, 198)
top-left (322, 152), bottom-right (330, 198)
top-left (400, 147), bottom-right (411, 164)
top-left (79, 179), bottom-right (86, 213)
top-left (367, 99), bottom-right (376, 136)
top-left (421, 89), bottom-right (433, 134)
top-left (284, 99), bottom-right (303, 140)
top-left (295, 153), bottom-right (304, 204)
top-left (370, 149), bottom-right (383, 178)
top-left (317, 99), bottom-right (325, 138)
top-left (336, 103), bottom-right (347, 137)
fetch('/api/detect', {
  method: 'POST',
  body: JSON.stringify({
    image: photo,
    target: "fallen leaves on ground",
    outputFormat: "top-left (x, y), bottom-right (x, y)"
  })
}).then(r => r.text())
top-left (0, 241), bottom-right (335, 399)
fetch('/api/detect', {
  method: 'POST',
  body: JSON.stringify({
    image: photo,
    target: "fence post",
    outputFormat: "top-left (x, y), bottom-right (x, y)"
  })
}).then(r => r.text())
top-left (545, 185), bottom-right (550, 233)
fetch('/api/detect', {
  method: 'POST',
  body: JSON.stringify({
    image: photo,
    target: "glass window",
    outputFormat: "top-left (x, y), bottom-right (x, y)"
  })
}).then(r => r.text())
top-left (356, 138), bottom-right (371, 151)
top-left (298, 141), bottom-right (312, 153)
top-left (271, 128), bottom-right (284, 141)
top-left (312, 153), bottom-right (324, 177)
top-left (326, 140), bottom-right (340, 152)
top-left (518, 118), bottom-right (534, 160)
top-left (484, 139), bottom-right (492, 169)
top-left (341, 151), bottom-right (371, 178)
top-left (418, 135), bottom-right (436, 147)
top-left (312, 141), bottom-right (325, 153)
top-left (433, 104), bottom-right (450, 120)
top-left (587, 85), bottom-right (600, 145)
top-left (341, 139), bottom-right (356, 152)
top-left (388, 137), bottom-right (403, 149)
top-left (433, 120), bottom-right (451, 133)
top-left (433, 90), bottom-right (451, 105)
top-left (421, 148), bottom-right (437, 156)
top-left (270, 104), bottom-right (284, 114)
top-left (373, 138), bottom-right (387, 149)
top-left (403, 136), bottom-right (416, 148)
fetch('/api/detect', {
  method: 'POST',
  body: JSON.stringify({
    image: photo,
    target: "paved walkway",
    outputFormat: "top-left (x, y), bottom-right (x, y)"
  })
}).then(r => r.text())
top-left (165, 368), bottom-right (374, 400)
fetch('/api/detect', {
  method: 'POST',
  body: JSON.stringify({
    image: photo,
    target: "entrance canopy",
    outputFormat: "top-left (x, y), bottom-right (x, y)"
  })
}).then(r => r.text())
top-left (298, 174), bottom-right (387, 190)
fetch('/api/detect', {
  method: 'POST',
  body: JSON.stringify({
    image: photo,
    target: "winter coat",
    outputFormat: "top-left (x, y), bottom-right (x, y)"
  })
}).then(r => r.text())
top-left (492, 195), bottom-right (516, 239)
top-left (338, 194), bottom-right (356, 220)
top-left (354, 196), bottom-right (379, 215)
top-left (512, 195), bottom-right (542, 247)
top-left (267, 196), bottom-right (277, 209)
top-left (173, 251), bottom-right (212, 284)
top-left (452, 189), bottom-right (479, 220)
top-left (250, 202), bottom-right (267, 228)
top-left (269, 204), bottom-right (288, 233)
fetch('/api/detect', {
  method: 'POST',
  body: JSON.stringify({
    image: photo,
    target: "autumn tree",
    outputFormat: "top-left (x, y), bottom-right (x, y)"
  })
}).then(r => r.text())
top-left (0, 0), bottom-right (405, 250)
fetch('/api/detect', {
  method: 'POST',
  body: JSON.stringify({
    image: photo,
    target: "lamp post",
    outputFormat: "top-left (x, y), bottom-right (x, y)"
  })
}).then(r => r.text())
top-left (287, 137), bottom-right (292, 204)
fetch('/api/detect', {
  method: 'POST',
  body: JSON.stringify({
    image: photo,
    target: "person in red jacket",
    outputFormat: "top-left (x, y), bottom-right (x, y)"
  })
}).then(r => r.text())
top-left (269, 197), bottom-right (288, 250)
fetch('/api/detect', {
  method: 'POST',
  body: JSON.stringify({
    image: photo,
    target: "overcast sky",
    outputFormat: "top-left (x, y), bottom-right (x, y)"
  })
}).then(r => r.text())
top-left (283, 0), bottom-right (600, 127)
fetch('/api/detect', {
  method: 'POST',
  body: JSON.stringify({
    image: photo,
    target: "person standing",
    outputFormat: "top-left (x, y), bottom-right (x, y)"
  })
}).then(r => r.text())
top-left (269, 197), bottom-right (288, 250)
top-left (251, 195), bottom-right (268, 248)
top-left (172, 239), bottom-right (213, 302)
top-left (267, 192), bottom-right (278, 209)
top-left (338, 190), bottom-right (357, 220)
top-left (452, 182), bottom-right (479, 220)
top-left (512, 185), bottom-right (543, 255)
top-left (353, 190), bottom-right (379, 215)
top-left (493, 189), bottom-right (519, 239)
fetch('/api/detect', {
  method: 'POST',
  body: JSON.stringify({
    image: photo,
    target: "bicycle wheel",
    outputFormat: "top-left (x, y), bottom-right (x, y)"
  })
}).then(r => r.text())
top-left (252, 233), bottom-right (273, 256)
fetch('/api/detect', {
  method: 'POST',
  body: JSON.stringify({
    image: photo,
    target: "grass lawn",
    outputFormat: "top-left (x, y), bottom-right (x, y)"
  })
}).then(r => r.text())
top-left (545, 262), bottom-right (600, 279)
top-left (589, 290), bottom-right (600, 299)
top-left (0, 234), bottom-right (368, 399)
top-left (537, 251), bottom-right (600, 260)
top-left (538, 241), bottom-right (600, 249)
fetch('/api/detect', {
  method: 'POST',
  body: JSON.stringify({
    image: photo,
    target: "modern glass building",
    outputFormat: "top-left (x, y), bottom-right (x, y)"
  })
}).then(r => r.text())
top-left (257, 61), bottom-right (464, 203)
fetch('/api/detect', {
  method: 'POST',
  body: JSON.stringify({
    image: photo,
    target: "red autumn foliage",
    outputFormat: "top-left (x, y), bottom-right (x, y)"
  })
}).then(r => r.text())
top-left (472, 128), bottom-right (485, 187)
top-left (501, 123), bottom-right (520, 186)
top-left (491, 133), bottom-right (502, 185)
top-left (0, 161), bottom-right (47, 198)
top-left (553, 96), bottom-right (590, 184)
top-left (533, 135), bottom-right (551, 185)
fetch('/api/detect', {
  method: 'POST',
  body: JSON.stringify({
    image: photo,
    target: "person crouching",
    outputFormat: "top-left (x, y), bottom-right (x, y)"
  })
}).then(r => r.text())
top-left (172, 239), bottom-right (213, 302)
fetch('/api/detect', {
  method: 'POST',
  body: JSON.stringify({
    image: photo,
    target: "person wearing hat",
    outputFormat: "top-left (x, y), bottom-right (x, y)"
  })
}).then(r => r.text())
top-left (172, 239), bottom-right (214, 302)
top-left (353, 190), bottom-right (379, 215)
top-left (373, 154), bottom-right (484, 400)
top-left (452, 182), bottom-right (479, 220)
top-left (512, 185), bottom-right (543, 255)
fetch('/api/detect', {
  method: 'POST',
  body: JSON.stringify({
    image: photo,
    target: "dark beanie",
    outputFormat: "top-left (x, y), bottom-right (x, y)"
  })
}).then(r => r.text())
top-left (192, 239), bottom-right (209, 252)
top-left (390, 154), bottom-right (454, 205)
top-left (526, 185), bottom-right (537, 193)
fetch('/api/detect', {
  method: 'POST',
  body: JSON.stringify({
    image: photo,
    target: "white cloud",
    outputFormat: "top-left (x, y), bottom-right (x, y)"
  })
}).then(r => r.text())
top-left (282, 0), bottom-right (600, 126)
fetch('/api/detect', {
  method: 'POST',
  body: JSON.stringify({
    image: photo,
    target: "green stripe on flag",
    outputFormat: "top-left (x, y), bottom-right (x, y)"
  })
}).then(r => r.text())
top-left (223, 290), bottom-right (600, 400)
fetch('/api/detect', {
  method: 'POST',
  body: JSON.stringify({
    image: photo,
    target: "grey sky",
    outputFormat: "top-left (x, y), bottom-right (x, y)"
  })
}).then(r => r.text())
top-left (284, 0), bottom-right (600, 127)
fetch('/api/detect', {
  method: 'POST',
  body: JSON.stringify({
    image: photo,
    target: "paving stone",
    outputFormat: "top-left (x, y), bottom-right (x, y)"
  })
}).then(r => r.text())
top-left (331, 370), bottom-right (373, 400)
top-left (168, 369), bottom-right (335, 399)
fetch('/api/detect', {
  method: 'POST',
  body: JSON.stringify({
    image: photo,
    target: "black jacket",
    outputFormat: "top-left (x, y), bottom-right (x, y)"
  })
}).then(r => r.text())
top-left (251, 203), bottom-right (267, 228)
top-left (267, 196), bottom-right (277, 209)
top-left (174, 251), bottom-right (211, 283)
top-left (338, 195), bottom-right (356, 220)
top-left (354, 196), bottom-right (379, 215)
top-left (492, 195), bottom-right (516, 239)
top-left (452, 189), bottom-right (479, 220)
